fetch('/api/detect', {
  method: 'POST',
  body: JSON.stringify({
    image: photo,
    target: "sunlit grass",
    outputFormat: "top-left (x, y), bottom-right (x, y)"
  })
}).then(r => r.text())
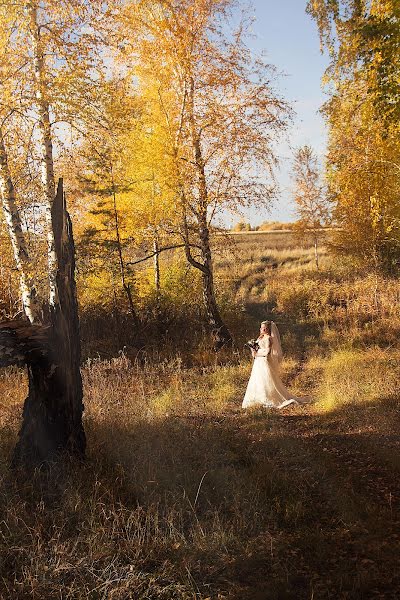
top-left (315, 348), bottom-right (400, 412)
top-left (1, 231), bottom-right (400, 597)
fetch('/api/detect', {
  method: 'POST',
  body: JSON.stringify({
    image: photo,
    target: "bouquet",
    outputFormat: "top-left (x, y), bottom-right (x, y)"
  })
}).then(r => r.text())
top-left (244, 339), bottom-right (259, 352)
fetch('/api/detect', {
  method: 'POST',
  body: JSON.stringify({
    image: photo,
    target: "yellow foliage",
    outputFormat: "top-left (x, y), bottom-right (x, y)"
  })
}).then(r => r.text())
top-left (307, 0), bottom-right (400, 273)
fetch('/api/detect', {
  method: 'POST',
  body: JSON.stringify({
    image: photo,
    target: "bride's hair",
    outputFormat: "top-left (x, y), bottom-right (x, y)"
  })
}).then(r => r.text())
top-left (260, 320), bottom-right (272, 335)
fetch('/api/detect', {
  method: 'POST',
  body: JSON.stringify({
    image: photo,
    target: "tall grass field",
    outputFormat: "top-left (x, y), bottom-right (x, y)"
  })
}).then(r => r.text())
top-left (1, 231), bottom-right (400, 599)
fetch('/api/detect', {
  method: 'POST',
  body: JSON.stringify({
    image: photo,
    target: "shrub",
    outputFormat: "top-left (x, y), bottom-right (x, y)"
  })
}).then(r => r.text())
top-left (275, 280), bottom-right (320, 321)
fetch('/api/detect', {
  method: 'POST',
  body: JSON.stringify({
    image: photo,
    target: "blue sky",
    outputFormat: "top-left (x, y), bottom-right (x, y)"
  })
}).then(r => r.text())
top-left (227, 0), bottom-right (329, 225)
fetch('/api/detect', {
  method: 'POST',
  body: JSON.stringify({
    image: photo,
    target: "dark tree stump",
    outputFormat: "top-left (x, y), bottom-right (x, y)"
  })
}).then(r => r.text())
top-left (1, 179), bottom-right (86, 467)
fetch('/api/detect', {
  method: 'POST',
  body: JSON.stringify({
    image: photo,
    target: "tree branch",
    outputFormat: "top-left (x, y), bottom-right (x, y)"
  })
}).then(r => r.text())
top-left (125, 243), bottom-right (201, 267)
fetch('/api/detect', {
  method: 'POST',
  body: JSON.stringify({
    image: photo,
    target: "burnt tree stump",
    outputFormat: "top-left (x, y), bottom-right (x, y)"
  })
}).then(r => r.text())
top-left (0, 179), bottom-right (86, 466)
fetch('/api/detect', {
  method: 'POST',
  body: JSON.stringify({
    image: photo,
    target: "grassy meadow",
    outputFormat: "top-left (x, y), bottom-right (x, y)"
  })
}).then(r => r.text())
top-left (1, 231), bottom-right (400, 598)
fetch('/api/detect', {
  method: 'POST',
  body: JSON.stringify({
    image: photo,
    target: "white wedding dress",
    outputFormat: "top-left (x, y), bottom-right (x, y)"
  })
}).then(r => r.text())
top-left (242, 334), bottom-right (303, 409)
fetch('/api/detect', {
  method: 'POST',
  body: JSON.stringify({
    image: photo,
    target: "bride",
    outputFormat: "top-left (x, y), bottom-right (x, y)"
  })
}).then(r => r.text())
top-left (242, 320), bottom-right (307, 409)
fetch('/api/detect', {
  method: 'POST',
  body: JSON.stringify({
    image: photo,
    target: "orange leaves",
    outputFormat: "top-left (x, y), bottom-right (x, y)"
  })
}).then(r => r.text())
top-left (307, 0), bottom-right (400, 272)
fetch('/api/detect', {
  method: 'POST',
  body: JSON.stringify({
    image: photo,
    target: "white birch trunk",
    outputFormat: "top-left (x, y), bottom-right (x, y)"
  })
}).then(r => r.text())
top-left (0, 129), bottom-right (39, 323)
top-left (151, 174), bottom-right (161, 298)
top-left (28, 1), bottom-right (58, 307)
top-left (153, 237), bottom-right (160, 293)
top-left (314, 234), bottom-right (319, 270)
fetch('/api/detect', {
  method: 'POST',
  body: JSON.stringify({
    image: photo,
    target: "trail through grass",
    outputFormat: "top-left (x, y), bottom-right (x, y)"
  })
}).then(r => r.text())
top-left (1, 358), bottom-right (399, 598)
top-left (1, 232), bottom-right (400, 598)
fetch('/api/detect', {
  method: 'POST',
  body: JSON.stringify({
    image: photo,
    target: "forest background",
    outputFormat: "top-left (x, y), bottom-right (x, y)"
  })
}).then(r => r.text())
top-left (0, 0), bottom-right (400, 598)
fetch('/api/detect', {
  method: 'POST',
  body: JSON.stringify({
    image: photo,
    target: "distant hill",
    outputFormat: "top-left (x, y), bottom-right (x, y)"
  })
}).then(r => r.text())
top-left (230, 220), bottom-right (295, 232)
top-left (256, 221), bottom-right (296, 232)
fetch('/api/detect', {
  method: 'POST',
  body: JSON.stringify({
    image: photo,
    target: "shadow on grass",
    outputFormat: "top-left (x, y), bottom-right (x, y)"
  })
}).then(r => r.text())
top-left (0, 412), bottom-right (311, 599)
top-left (86, 394), bottom-right (400, 597)
top-left (1, 392), bottom-right (400, 599)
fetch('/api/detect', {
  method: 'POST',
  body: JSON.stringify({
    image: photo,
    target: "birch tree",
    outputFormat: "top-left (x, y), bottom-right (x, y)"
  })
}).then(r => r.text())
top-left (0, 129), bottom-right (39, 322)
top-left (291, 145), bottom-right (330, 269)
top-left (0, 0), bottom-right (113, 305)
top-left (27, 1), bottom-right (58, 305)
top-left (122, 0), bottom-right (290, 347)
top-left (0, 10), bottom-right (40, 322)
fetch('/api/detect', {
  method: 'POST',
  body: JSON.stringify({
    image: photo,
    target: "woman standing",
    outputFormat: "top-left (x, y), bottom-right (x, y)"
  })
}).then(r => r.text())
top-left (242, 320), bottom-right (308, 409)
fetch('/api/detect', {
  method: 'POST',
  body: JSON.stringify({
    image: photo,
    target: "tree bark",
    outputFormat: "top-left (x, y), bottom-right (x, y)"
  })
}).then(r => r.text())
top-left (181, 196), bottom-right (232, 350)
top-left (153, 237), bottom-right (160, 296)
top-left (11, 180), bottom-right (85, 466)
top-left (187, 78), bottom-right (232, 348)
top-left (28, 1), bottom-right (58, 307)
top-left (111, 177), bottom-right (140, 329)
top-left (198, 212), bottom-right (232, 349)
top-left (0, 128), bottom-right (39, 323)
top-left (314, 234), bottom-right (319, 270)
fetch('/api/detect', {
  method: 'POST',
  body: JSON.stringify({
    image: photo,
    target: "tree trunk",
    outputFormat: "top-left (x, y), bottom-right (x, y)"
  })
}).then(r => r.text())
top-left (111, 180), bottom-right (140, 329)
top-left (187, 78), bottom-right (232, 348)
top-left (314, 235), bottom-right (319, 270)
top-left (198, 213), bottom-right (232, 349)
top-left (28, 1), bottom-right (58, 307)
top-left (153, 237), bottom-right (161, 296)
top-left (11, 179), bottom-right (85, 466)
top-left (150, 170), bottom-right (161, 298)
top-left (0, 128), bottom-right (39, 323)
top-left (181, 198), bottom-right (232, 350)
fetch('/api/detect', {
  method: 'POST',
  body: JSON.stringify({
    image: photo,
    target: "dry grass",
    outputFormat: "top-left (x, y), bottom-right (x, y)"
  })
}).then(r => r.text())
top-left (1, 231), bottom-right (400, 598)
top-left (0, 359), bottom-right (313, 599)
